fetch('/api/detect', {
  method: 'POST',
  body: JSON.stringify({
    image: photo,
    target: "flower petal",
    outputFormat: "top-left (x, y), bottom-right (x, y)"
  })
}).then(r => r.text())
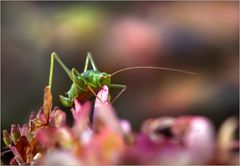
top-left (49, 108), bottom-right (67, 127)
top-left (43, 86), bottom-right (52, 121)
top-left (15, 136), bottom-right (30, 162)
top-left (120, 119), bottom-right (132, 135)
top-left (42, 150), bottom-right (82, 165)
top-left (217, 117), bottom-right (238, 163)
top-left (183, 116), bottom-right (215, 164)
top-left (71, 100), bottom-right (91, 123)
top-left (36, 127), bottom-right (56, 148)
top-left (36, 127), bottom-right (75, 149)
top-left (95, 85), bottom-right (109, 106)
top-left (9, 145), bottom-right (25, 164)
top-left (86, 128), bottom-right (125, 164)
top-left (93, 102), bottom-right (122, 136)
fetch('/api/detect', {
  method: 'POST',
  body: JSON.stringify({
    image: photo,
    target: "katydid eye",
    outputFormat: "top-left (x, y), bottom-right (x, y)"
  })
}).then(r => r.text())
top-left (100, 73), bottom-right (108, 78)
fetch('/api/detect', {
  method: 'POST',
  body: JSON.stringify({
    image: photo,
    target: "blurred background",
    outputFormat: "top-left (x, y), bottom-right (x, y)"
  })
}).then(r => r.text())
top-left (1, 2), bottom-right (239, 134)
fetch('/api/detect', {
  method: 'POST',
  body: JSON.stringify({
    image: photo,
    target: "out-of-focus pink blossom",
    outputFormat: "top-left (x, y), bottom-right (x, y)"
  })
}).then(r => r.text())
top-left (49, 108), bottom-right (66, 127)
top-left (85, 128), bottom-right (125, 165)
top-left (93, 85), bottom-right (123, 136)
top-left (139, 116), bottom-right (216, 164)
top-left (36, 126), bottom-right (75, 149)
top-left (2, 86), bottom-right (239, 165)
top-left (217, 117), bottom-right (238, 164)
top-left (141, 117), bottom-right (175, 143)
top-left (182, 116), bottom-right (215, 164)
top-left (71, 99), bottom-right (91, 133)
top-left (95, 85), bottom-right (109, 104)
top-left (120, 119), bottom-right (132, 135)
top-left (18, 124), bottom-right (29, 138)
top-left (42, 150), bottom-right (82, 165)
top-left (106, 18), bottom-right (162, 65)
top-left (71, 99), bottom-right (91, 121)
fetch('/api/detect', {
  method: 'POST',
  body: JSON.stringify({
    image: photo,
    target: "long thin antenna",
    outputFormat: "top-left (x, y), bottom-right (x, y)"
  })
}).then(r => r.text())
top-left (110, 66), bottom-right (197, 77)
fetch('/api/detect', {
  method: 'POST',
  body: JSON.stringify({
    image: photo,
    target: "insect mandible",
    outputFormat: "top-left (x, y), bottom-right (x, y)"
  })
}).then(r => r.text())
top-left (48, 52), bottom-right (197, 107)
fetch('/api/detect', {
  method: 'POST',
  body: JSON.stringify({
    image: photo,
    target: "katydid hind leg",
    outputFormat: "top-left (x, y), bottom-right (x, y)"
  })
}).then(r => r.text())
top-left (48, 53), bottom-right (54, 89)
top-left (84, 52), bottom-right (98, 72)
top-left (110, 84), bottom-right (127, 103)
top-left (71, 68), bottom-right (80, 98)
top-left (49, 52), bottom-right (74, 90)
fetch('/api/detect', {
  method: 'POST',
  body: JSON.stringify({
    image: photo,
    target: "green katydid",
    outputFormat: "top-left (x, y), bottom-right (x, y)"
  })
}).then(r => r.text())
top-left (48, 52), bottom-right (197, 107)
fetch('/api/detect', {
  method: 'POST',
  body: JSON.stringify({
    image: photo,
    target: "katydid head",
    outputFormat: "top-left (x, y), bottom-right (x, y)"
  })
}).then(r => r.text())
top-left (99, 72), bottom-right (111, 86)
